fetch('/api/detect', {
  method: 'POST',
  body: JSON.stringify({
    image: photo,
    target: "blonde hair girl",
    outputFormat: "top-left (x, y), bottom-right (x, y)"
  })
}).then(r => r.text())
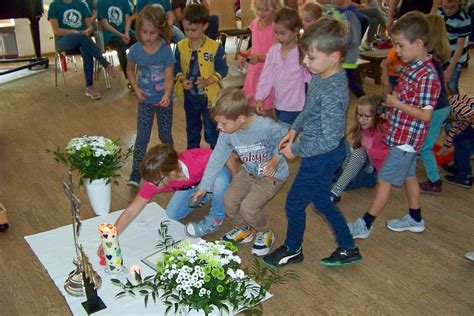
top-left (240, 0), bottom-right (283, 111)
top-left (126, 4), bottom-right (176, 186)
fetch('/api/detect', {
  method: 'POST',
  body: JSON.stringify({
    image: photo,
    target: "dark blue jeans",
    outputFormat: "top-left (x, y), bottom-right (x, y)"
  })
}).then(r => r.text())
top-left (276, 109), bottom-right (300, 126)
top-left (184, 94), bottom-right (218, 149)
top-left (346, 68), bottom-right (365, 98)
top-left (58, 33), bottom-right (110, 87)
top-left (453, 125), bottom-right (474, 176)
top-left (132, 101), bottom-right (174, 172)
top-left (284, 140), bottom-right (355, 252)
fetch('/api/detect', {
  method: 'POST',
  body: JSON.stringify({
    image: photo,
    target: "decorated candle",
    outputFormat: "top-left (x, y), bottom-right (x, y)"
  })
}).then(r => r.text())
top-left (98, 223), bottom-right (124, 273)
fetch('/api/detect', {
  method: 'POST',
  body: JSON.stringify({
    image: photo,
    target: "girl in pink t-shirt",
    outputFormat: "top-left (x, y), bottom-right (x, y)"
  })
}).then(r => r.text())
top-left (112, 144), bottom-right (231, 238)
top-left (330, 95), bottom-right (389, 203)
top-left (239, 0), bottom-right (282, 115)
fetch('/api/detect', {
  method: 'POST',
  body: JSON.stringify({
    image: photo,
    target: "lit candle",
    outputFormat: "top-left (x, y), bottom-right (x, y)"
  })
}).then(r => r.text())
top-left (129, 265), bottom-right (142, 286)
top-left (98, 223), bottom-right (124, 274)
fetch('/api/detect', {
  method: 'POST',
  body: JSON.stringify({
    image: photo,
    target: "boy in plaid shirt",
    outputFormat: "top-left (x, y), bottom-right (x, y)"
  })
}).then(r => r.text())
top-left (348, 12), bottom-right (441, 239)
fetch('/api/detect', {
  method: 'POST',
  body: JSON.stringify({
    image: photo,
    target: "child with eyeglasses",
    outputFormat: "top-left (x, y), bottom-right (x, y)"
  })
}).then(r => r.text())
top-left (109, 144), bottom-right (234, 241)
top-left (330, 95), bottom-right (389, 204)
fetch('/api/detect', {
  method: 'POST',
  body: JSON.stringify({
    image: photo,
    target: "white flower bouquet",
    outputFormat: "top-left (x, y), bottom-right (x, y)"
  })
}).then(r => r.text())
top-left (49, 136), bottom-right (132, 185)
top-left (112, 222), bottom-right (297, 315)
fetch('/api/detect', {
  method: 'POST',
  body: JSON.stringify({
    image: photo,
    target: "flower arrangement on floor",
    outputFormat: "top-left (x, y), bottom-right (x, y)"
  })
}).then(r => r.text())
top-left (112, 221), bottom-right (297, 315)
top-left (49, 135), bottom-right (132, 185)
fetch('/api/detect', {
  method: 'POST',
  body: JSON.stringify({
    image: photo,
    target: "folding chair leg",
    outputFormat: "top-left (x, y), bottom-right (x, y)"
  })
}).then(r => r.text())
top-left (55, 54), bottom-right (59, 87)
top-left (235, 37), bottom-right (244, 60)
top-left (102, 67), bottom-right (112, 89)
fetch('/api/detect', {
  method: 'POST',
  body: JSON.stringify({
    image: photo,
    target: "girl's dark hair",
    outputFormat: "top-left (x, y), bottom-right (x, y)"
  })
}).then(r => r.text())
top-left (136, 5), bottom-right (171, 44)
top-left (274, 7), bottom-right (304, 63)
top-left (349, 94), bottom-right (385, 148)
top-left (140, 144), bottom-right (179, 182)
top-left (183, 4), bottom-right (210, 24)
top-left (275, 7), bottom-right (303, 31)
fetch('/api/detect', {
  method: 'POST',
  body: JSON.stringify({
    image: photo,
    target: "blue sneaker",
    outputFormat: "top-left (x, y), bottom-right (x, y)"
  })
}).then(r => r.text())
top-left (185, 215), bottom-right (222, 237)
top-left (347, 217), bottom-right (372, 239)
top-left (386, 213), bottom-right (425, 233)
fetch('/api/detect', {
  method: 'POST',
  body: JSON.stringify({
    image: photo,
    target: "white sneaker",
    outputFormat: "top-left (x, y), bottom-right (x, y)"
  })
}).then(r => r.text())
top-left (251, 230), bottom-right (275, 257)
top-left (465, 252), bottom-right (474, 261)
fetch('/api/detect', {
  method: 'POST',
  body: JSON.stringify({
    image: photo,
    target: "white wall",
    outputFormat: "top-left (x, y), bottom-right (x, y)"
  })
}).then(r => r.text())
top-left (14, 14), bottom-right (55, 57)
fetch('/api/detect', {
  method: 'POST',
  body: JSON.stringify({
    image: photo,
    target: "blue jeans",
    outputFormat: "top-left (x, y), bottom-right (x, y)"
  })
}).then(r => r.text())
top-left (184, 94), bottom-right (218, 149)
top-left (419, 106), bottom-right (450, 182)
top-left (345, 68), bottom-right (365, 98)
top-left (131, 101), bottom-right (174, 172)
top-left (453, 125), bottom-right (474, 176)
top-left (448, 63), bottom-right (463, 95)
top-left (166, 167), bottom-right (231, 221)
top-left (276, 110), bottom-right (300, 125)
top-left (171, 25), bottom-right (185, 44)
top-left (284, 140), bottom-right (355, 252)
top-left (58, 33), bottom-right (110, 86)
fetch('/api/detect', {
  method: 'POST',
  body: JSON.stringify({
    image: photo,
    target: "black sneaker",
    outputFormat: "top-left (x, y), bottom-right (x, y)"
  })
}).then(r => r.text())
top-left (320, 247), bottom-right (362, 267)
top-left (262, 245), bottom-right (304, 268)
top-left (330, 192), bottom-right (341, 204)
top-left (441, 164), bottom-right (457, 175)
top-left (444, 174), bottom-right (472, 188)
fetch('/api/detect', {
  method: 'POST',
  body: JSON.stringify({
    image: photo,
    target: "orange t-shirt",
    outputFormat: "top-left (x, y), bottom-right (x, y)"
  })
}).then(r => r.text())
top-left (386, 48), bottom-right (405, 77)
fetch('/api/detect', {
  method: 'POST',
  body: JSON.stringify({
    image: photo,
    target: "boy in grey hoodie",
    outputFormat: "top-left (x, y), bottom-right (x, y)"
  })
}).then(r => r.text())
top-left (192, 88), bottom-right (288, 256)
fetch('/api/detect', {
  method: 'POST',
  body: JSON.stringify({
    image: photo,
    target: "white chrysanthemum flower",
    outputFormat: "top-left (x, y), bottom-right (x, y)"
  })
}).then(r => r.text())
top-left (235, 269), bottom-right (245, 279)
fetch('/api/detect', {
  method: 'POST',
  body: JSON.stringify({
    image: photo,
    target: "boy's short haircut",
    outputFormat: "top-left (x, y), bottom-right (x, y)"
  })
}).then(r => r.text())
top-left (209, 88), bottom-right (250, 120)
top-left (300, 17), bottom-right (348, 59)
top-left (183, 3), bottom-right (210, 25)
top-left (391, 11), bottom-right (430, 45)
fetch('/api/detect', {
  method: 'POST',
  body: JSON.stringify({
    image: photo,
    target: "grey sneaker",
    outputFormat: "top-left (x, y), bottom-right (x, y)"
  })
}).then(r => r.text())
top-left (465, 252), bottom-right (474, 261)
top-left (185, 215), bottom-right (222, 237)
top-left (347, 217), bottom-right (372, 239)
top-left (386, 213), bottom-right (425, 233)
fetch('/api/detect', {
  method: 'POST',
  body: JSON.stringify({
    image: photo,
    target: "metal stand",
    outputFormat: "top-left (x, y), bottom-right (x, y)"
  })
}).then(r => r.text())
top-left (63, 172), bottom-right (102, 297)
top-left (80, 245), bottom-right (106, 314)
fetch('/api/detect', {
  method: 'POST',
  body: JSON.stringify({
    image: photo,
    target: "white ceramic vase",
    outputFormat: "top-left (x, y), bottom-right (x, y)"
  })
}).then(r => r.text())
top-left (85, 178), bottom-right (111, 216)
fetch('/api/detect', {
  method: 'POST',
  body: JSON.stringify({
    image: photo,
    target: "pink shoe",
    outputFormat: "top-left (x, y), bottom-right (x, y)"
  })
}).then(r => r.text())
top-left (85, 86), bottom-right (102, 100)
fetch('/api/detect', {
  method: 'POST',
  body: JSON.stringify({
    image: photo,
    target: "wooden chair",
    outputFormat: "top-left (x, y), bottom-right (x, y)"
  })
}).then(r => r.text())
top-left (210, 0), bottom-right (251, 59)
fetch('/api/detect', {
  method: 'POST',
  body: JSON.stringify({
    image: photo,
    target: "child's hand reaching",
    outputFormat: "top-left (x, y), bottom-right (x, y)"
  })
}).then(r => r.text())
top-left (182, 78), bottom-right (193, 90)
top-left (248, 54), bottom-right (259, 65)
top-left (279, 130), bottom-right (296, 159)
top-left (261, 157), bottom-right (279, 177)
top-left (255, 100), bottom-right (264, 114)
top-left (195, 77), bottom-right (209, 89)
top-left (385, 93), bottom-right (398, 108)
top-left (135, 86), bottom-right (147, 101)
top-left (237, 50), bottom-right (249, 69)
top-left (156, 95), bottom-right (170, 107)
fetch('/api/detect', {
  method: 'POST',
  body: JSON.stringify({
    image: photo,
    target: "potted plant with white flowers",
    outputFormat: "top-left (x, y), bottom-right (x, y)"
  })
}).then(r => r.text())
top-left (112, 222), bottom-right (297, 315)
top-left (49, 135), bottom-right (132, 216)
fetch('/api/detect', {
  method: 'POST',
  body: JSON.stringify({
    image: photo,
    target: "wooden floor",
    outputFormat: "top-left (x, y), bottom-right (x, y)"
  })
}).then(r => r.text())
top-left (0, 46), bottom-right (473, 315)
